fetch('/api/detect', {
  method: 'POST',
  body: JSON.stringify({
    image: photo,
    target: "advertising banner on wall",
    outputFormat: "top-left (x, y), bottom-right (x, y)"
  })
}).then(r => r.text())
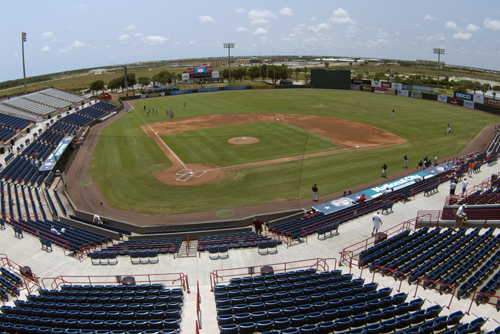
top-left (371, 80), bottom-right (382, 88)
top-left (402, 84), bottom-right (412, 91)
top-left (473, 93), bottom-right (484, 104)
top-left (464, 100), bottom-right (475, 109)
top-left (437, 95), bottom-right (448, 103)
top-left (362, 85), bottom-right (372, 91)
top-left (374, 87), bottom-right (385, 94)
top-left (382, 82), bottom-right (392, 88)
top-left (412, 91), bottom-right (422, 98)
top-left (181, 73), bottom-right (190, 80)
top-left (485, 98), bottom-right (500, 108)
top-left (398, 90), bottom-right (409, 97)
top-left (392, 83), bottom-right (402, 90)
top-left (449, 97), bottom-right (459, 105)
top-left (413, 85), bottom-right (434, 93)
top-left (454, 91), bottom-right (473, 100)
top-left (433, 88), bottom-right (454, 97)
top-left (351, 84), bottom-right (360, 90)
top-left (212, 71), bottom-right (219, 78)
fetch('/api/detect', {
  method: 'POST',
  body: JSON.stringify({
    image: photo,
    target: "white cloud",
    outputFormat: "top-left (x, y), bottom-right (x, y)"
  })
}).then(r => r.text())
top-left (484, 18), bottom-right (500, 30)
top-left (377, 39), bottom-right (391, 45)
top-left (189, 41), bottom-right (194, 45)
top-left (424, 14), bottom-right (436, 21)
top-left (248, 9), bottom-right (276, 25)
top-left (377, 31), bottom-right (390, 39)
top-left (70, 40), bottom-right (87, 48)
top-left (445, 21), bottom-right (462, 31)
top-left (118, 35), bottom-right (129, 41)
top-left (395, 32), bottom-right (401, 36)
top-left (236, 27), bottom-right (248, 32)
top-left (75, 4), bottom-right (87, 10)
top-left (106, 45), bottom-right (111, 48)
top-left (134, 33), bottom-right (143, 37)
top-left (40, 31), bottom-right (53, 39)
top-left (279, 7), bottom-right (293, 16)
top-left (142, 35), bottom-right (168, 45)
top-left (13, 52), bottom-right (19, 56)
top-left (59, 49), bottom-right (68, 53)
top-left (303, 37), bottom-right (319, 43)
top-left (328, 8), bottom-right (357, 25)
top-left (252, 27), bottom-right (268, 35)
top-left (308, 17), bottom-right (318, 22)
top-left (41, 46), bottom-right (50, 52)
top-left (198, 15), bottom-right (214, 23)
top-left (123, 25), bottom-right (137, 31)
top-left (466, 24), bottom-right (479, 32)
top-left (308, 23), bottom-right (329, 32)
top-left (235, 8), bottom-right (246, 13)
top-left (414, 33), bottom-right (445, 43)
top-left (346, 25), bottom-right (359, 34)
top-left (453, 32), bottom-right (473, 40)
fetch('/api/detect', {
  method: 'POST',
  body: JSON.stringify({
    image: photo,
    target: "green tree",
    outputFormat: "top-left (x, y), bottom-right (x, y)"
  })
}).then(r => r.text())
top-left (294, 68), bottom-right (301, 81)
top-left (324, 62), bottom-right (329, 68)
top-left (221, 69), bottom-right (229, 82)
top-left (137, 77), bottom-right (151, 89)
top-left (89, 80), bottom-right (105, 95)
top-left (248, 66), bottom-right (260, 81)
top-left (492, 85), bottom-right (500, 91)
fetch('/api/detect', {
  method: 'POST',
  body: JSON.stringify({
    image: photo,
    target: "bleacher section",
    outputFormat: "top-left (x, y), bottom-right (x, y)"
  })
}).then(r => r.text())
top-left (0, 282), bottom-right (183, 333)
top-left (197, 232), bottom-right (275, 252)
top-left (69, 214), bottom-right (132, 236)
top-left (100, 237), bottom-right (183, 255)
top-left (145, 225), bottom-right (238, 235)
top-left (40, 88), bottom-right (85, 103)
top-left (213, 267), bottom-right (486, 334)
top-left (0, 113), bottom-right (32, 131)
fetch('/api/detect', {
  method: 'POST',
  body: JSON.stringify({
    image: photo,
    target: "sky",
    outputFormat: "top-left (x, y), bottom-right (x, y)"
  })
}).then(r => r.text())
top-left (1, 0), bottom-right (500, 82)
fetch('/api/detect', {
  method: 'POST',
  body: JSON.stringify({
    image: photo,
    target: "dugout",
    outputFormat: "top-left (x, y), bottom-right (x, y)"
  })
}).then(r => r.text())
top-left (311, 69), bottom-right (351, 89)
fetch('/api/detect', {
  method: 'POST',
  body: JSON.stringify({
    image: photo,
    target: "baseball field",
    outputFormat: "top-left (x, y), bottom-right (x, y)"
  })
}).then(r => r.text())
top-left (87, 89), bottom-right (499, 216)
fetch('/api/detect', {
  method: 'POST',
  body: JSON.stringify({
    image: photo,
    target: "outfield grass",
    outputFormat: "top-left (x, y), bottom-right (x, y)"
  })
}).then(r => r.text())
top-left (88, 89), bottom-right (500, 215)
top-left (162, 122), bottom-right (342, 167)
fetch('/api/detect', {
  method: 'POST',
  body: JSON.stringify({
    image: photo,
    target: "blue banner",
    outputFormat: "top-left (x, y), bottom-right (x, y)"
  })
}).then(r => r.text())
top-left (401, 84), bottom-right (412, 91)
top-left (40, 136), bottom-right (74, 171)
top-left (224, 86), bottom-right (247, 90)
top-left (170, 90), bottom-right (193, 95)
top-left (454, 91), bottom-right (473, 101)
top-left (198, 87), bottom-right (219, 93)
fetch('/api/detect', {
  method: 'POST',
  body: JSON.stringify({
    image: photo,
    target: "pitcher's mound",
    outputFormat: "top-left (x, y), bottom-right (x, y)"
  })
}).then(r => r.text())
top-left (228, 136), bottom-right (260, 145)
top-left (157, 163), bottom-right (224, 186)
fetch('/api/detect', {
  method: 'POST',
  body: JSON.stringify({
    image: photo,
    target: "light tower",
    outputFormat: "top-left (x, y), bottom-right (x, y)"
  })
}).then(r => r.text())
top-left (433, 48), bottom-right (445, 88)
top-left (223, 43), bottom-right (235, 86)
top-left (22, 32), bottom-right (27, 94)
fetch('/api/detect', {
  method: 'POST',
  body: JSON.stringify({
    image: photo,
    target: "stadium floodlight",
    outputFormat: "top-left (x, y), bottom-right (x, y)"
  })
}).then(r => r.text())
top-left (22, 32), bottom-right (27, 94)
top-left (223, 43), bottom-right (235, 86)
top-left (433, 48), bottom-right (445, 89)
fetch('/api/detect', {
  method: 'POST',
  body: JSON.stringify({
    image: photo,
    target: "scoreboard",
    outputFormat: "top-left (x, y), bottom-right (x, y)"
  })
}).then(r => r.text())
top-left (187, 66), bottom-right (214, 79)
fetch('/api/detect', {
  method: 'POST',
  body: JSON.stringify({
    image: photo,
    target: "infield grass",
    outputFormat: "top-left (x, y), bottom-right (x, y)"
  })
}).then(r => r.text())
top-left (89, 89), bottom-right (500, 215)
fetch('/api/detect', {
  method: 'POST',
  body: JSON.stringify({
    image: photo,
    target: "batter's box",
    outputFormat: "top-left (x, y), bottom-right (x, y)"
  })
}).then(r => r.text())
top-left (176, 168), bottom-right (192, 176)
top-left (192, 170), bottom-right (207, 178)
top-left (176, 173), bottom-right (193, 181)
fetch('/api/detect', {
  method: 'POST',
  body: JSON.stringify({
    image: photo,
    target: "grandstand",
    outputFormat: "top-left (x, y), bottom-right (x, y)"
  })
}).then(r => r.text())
top-left (0, 91), bottom-right (499, 333)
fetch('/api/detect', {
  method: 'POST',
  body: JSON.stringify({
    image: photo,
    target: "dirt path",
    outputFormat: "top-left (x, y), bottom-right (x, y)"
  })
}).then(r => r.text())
top-left (65, 101), bottom-right (497, 226)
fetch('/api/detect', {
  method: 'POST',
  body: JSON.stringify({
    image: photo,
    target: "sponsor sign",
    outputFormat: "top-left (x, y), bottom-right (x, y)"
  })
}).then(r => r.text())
top-left (198, 87), bottom-right (219, 93)
top-left (454, 91), bottom-right (473, 100)
top-left (374, 87), bottom-right (385, 94)
top-left (398, 90), bottom-right (409, 97)
top-left (485, 98), bottom-right (500, 108)
top-left (412, 85), bottom-right (434, 93)
top-left (473, 93), bottom-right (484, 104)
top-left (381, 82), bottom-right (392, 88)
top-left (362, 85), bottom-right (372, 91)
top-left (412, 91), bottom-right (422, 98)
top-left (464, 100), bottom-right (475, 109)
top-left (212, 71), bottom-right (219, 78)
top-left (160, 92), bottom-right (165, 97)
top-left (181, 73), bottom-right (190, 80)
top-left (371, 80), bottom-right (382, 88)
top-left (170, 90), bottom-right (193, 95)
top-left (224, 86), bottom-right (247, 90)
top-left (402, 84), bottom-right (412, 91)
top-left (364, 172), bottom-right (433, 199)
top-left (40, 136), bottom-right (74, 171)
top-left (449, 97), bottom-right (459, 105)
top-left (351, 84), bottom-right (359, 90)
top-left (392, 83), bottom-right (402, 90)
top-left (433, 88), bottom-right (454, 97)
top-left (437, 95), bottom-right (448, 103)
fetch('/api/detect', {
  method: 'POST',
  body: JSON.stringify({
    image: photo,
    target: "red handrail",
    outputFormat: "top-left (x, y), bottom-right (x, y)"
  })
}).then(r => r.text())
top-left (41, 272), bottom-right (190, 293)
top-left (196, 280), bottom-right (202, 329)
top-left (414, 277), bottom-right (455, 309)
top-left (372, 265), bottom-right (404, 292)
top-left (467, 291), bottom-right (500, 315)
top-left (210, 257), bottom-right (336, 291)
top-left (0, 253), bottom-right (41, 295)
top-left (7, 218), bottom-right (71, 252)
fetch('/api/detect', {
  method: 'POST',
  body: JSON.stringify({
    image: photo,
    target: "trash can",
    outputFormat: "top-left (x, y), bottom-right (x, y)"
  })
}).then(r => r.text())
top-left (261, 266), bottom-right (274, 275)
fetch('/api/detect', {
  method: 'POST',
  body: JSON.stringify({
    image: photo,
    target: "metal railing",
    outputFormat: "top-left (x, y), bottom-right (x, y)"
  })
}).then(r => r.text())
top-left (467, 291), bottom-right (499, 315)
top-left (210, 257), bottom-right (336, 292)
top-left (414, 277), bottom-right (456, 309)
top-left (0, 253), bottom-right (41, 295)
top-left (372, 265), bottom-right (404, 292)
top-left (196, 280), bottom-right (202, 329)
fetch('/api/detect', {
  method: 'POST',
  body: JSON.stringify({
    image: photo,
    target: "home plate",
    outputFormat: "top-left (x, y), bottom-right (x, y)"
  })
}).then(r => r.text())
top-left (190, 172), bottom-right (193, 174)
top-left (243, 137), bottom-right (246, 139)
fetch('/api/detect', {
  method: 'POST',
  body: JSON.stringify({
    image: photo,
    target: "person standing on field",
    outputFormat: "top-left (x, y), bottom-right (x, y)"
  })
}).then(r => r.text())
top-left (403, 155), bottom-right (408, 169)
top-left (312, 184), bottom-right (318, 202)
top-left (381, 163), bottom-right (387, 178)
top-left (392, 109), bottom-right (395, 116)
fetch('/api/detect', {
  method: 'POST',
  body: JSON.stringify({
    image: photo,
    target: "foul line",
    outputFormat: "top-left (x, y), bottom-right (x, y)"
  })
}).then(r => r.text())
top-left (135, 106), bottom-right (187, 170)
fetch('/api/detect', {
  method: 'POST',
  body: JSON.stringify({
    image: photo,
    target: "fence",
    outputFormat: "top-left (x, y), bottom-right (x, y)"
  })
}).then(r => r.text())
top-left (467, 291), bottom-right (500, 315)
top-left (41, 272), bottom-right (190, 293)
top-left (0, 253), bottom-right (40, 295)
top-left (210, 257), bottom-right (337, 292)
top-left (372, 265), bottom-right (404, 292)
top-left (414, 277), bottom-right (456, 309)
